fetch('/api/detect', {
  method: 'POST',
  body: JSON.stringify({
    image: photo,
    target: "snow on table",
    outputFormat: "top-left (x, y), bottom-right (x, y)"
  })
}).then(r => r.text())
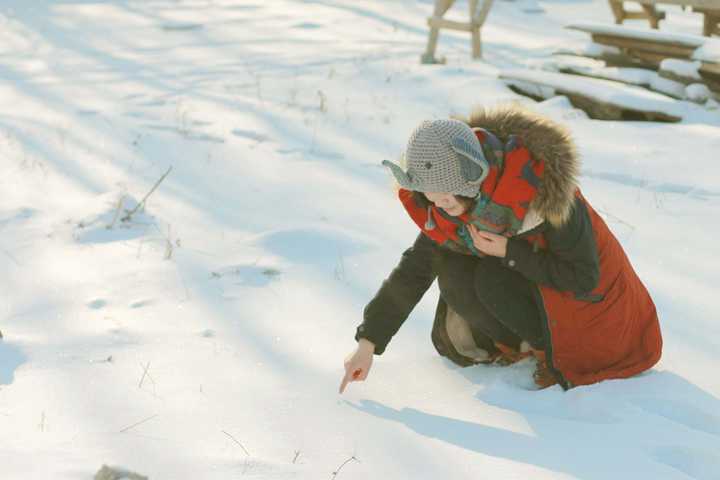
top-left (500, 68), bottom-right (686, 120)
top-left (693, 38), bottom-right (720, 63)
top-left (540, 56), bottom-right (658, 86)
top-left (660, 59), bottom-right (703, 81)
top-left (566, 21), bottom-right (707, 48)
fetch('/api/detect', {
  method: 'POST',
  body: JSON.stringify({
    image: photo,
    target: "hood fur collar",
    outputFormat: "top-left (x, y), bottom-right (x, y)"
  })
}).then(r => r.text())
top-left (455, 105), bottom-right (580, 227)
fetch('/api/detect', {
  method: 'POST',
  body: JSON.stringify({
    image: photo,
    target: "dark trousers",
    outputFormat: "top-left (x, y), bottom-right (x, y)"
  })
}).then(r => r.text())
top-left (435, 249), bottom-right (546, 350)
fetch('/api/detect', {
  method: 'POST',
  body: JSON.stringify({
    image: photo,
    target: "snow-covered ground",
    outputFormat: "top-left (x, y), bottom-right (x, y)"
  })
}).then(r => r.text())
top-left (1, 1), bottom-right (719, 478)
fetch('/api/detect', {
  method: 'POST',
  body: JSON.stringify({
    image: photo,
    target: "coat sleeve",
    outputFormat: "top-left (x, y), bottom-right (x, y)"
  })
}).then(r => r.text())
top-left (355, 232), bottom-right (438, 355)
top-left (501, 197), bottom-right (600, 295)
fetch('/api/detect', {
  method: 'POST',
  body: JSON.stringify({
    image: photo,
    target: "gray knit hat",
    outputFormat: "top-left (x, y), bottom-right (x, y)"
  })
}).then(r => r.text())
top-left (382, 119), bottom-right (490, 198)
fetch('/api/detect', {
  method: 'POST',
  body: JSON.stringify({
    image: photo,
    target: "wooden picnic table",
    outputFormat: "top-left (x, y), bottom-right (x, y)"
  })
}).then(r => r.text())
top-left (608, 0), bottom-right (720, 35)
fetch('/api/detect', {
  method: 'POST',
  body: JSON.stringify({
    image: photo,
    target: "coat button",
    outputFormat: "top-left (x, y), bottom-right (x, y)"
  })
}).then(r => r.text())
top-left (508, 259), bottom-right (516, 267)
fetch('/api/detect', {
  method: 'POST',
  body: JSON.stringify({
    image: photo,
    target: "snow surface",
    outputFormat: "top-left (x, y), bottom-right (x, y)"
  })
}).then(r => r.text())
top-left (686, 83), bottom-right (713, 102)
top-left (1, 1), bottom-right (719, 479)
top-left (661, 58), bottom-right (703, 81)
top-left (537, 55), bottom-right (658, 86)
top-left (566, 21), bottom-right (707, 47)
top-left (693, 37), bottom-right (720, 62)
top-left (554, 41), bottom-right (623, 58)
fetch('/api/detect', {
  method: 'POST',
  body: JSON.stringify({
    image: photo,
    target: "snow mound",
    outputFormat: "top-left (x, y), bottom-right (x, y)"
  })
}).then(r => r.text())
top-left (72, 194), bottom-right (155, 244)
top-left (0, 340), bottom-right (26, 386)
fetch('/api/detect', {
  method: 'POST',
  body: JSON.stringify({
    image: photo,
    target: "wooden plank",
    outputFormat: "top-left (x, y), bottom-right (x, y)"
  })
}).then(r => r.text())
top-left (591, 33), bottom-right (698, 57)
top-left (698, 72), bottom-right (720, 92)
top-left (623, 11), bottom-right (663, 20)
top-left (700, 10), bottom-right (720, 35)
top-left (608, 0), bottom-right (627, 23)
top-left (567, 23), bottom-right (705, 48)
top-left (640, 4), bottom-right (665, 28)
top-left (469, 0), bottom-right (481, 58)
top-left (700, 61), bottom-right (720, 75)
top-left (699, 63), bottom-right (720, 76)
top-left (633, 0), bottom-right (720, 9)
top-left (626, 48), bottom-right (678, 65)
top-left (553, 46), bottom-right (658, 68)
top-left (474, 0), bottom-right (495, 24)
top-left (472, 0), bottom-right (494, 58)
top-left (427, 16), bottom-right (476, 32)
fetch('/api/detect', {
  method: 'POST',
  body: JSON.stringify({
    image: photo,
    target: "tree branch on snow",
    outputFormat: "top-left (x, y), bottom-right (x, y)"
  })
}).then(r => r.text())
top-left (331, 455), bottom-right (359, 479)
top-left (122, 166), bottom-right (173, 223)
top-left (222, 430), bottom-right (251, 456)
top-left (138, 362), bottom-right (151, 389)
top-left (118, 414), bottom-right (158, 433)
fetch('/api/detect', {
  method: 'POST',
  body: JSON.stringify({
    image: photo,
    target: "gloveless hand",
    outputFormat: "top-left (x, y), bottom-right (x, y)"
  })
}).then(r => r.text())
top-left (467, 224), bottom-right (508, 258)
top-left (339, 339), bottom-right (375, 394)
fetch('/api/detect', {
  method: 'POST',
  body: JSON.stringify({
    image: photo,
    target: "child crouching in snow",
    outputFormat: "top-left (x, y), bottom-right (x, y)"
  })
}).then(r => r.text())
top-left (340, 105), bottom-right (662, 392)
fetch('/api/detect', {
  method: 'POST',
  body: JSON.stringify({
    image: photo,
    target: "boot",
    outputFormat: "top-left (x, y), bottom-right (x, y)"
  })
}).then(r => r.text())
top-left (493, 341), bottom-right (533, 366)
top-left (531, 349), bottom-right (558, 389)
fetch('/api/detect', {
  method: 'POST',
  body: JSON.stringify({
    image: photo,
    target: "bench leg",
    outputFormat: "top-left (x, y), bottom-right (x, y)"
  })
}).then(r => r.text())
top-left (640, 4), bottom-right (662, 29)
top-left (469, 0), bottom-right (481, 58)
top-left (422, 0), bottom-right (455, 64)
top-left (702, 13), bottom-right (718, 36)
top-left (608, 0), bottom-right (626, 24)
top-left (472, 0), bottom-right (494, 59)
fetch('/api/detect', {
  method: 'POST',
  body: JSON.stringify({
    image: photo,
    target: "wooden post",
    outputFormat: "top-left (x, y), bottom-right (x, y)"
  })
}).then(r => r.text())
top-left (697, 8), bottom-right (720, 36)
top-left (469, 0), bottom-right (481, 59)
top-left (422, 0), bottom-right (455, 64)
top-left (422, 0), bottom-right (494, 63)
top-left (473, 0), bottom-right (495, 59)
top-left (608, 0), bottom-right (627, 23)
top-left (607, 0), bottom-right (666, 28)
top-left (640, 4), bottom-right (663, 28)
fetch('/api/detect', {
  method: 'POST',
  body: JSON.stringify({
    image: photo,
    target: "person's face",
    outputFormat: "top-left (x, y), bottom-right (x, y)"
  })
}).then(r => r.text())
top-left (424, 192), bottom-right (469, 216)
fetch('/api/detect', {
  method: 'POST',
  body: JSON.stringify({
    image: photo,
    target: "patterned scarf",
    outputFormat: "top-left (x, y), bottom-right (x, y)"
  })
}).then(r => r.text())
top-left (398, 128), bottom-right (544, 255)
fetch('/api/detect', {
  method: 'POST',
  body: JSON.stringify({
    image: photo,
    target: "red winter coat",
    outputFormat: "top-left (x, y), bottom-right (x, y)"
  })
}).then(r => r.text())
top-left (535, 193), bottom-right (662, 387)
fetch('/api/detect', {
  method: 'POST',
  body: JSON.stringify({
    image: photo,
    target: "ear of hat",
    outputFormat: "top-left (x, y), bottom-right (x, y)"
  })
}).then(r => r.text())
top-left (451, 135), bottom-right (490, 185)
top-left (383, 119), bottom-right (489, 198)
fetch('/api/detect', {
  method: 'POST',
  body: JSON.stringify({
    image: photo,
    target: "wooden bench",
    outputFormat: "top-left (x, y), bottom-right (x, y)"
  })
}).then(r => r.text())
top-left (567, 22), bottom-right (705, 65)
top-left (421, 0), bottom-right (495, 63)
top-left (608, 0), bottom-right (720, 36)
top-left (565, 22), bottom-right (720, 95)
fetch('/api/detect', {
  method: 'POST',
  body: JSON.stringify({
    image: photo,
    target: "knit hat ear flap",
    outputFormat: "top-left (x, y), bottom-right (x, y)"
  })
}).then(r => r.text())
top-left (382, 159), bottom-right (415, 189)
top-left (451, 136), bottom-right (490, 185)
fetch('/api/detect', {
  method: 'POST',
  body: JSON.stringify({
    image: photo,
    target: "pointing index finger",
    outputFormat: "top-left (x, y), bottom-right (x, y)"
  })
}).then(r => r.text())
top-left (339, 372), bottom-right (351, 394)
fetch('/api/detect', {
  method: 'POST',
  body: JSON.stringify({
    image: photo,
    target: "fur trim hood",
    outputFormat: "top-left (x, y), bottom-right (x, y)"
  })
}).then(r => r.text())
top-left (455, 105), bottom-right (580, 227)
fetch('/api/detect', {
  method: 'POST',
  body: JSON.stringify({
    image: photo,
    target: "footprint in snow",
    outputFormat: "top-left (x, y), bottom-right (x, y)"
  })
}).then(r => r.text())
top-left (87, 298), bottom-right (108, 310)
top-left (0, 207), bottom-right (35, 228)
top-left (293, 22), bottom-right (322, 29)
top-left (231, 129), bottom-right (269, 143)
top-left (258, 226), bottom-right (371, 267)
top-left (630, 397), bottom-right (720, 437)
top-left (160, 22), bottom-right (204, 31)
top-left (0, 341), bottom-right (26, 386)
top-left (211, 264), bottom-right (282, 287)
top-left (129, 299), bottom-right (155, 309)
top-left (654, 445), bottom-right (720, 480)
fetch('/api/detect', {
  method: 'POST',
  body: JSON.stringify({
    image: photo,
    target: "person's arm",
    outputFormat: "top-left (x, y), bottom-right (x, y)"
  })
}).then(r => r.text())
top-left (501, 197), bottom-right (600, 294)
top-left (355, 232), bottom-right (438, 354)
